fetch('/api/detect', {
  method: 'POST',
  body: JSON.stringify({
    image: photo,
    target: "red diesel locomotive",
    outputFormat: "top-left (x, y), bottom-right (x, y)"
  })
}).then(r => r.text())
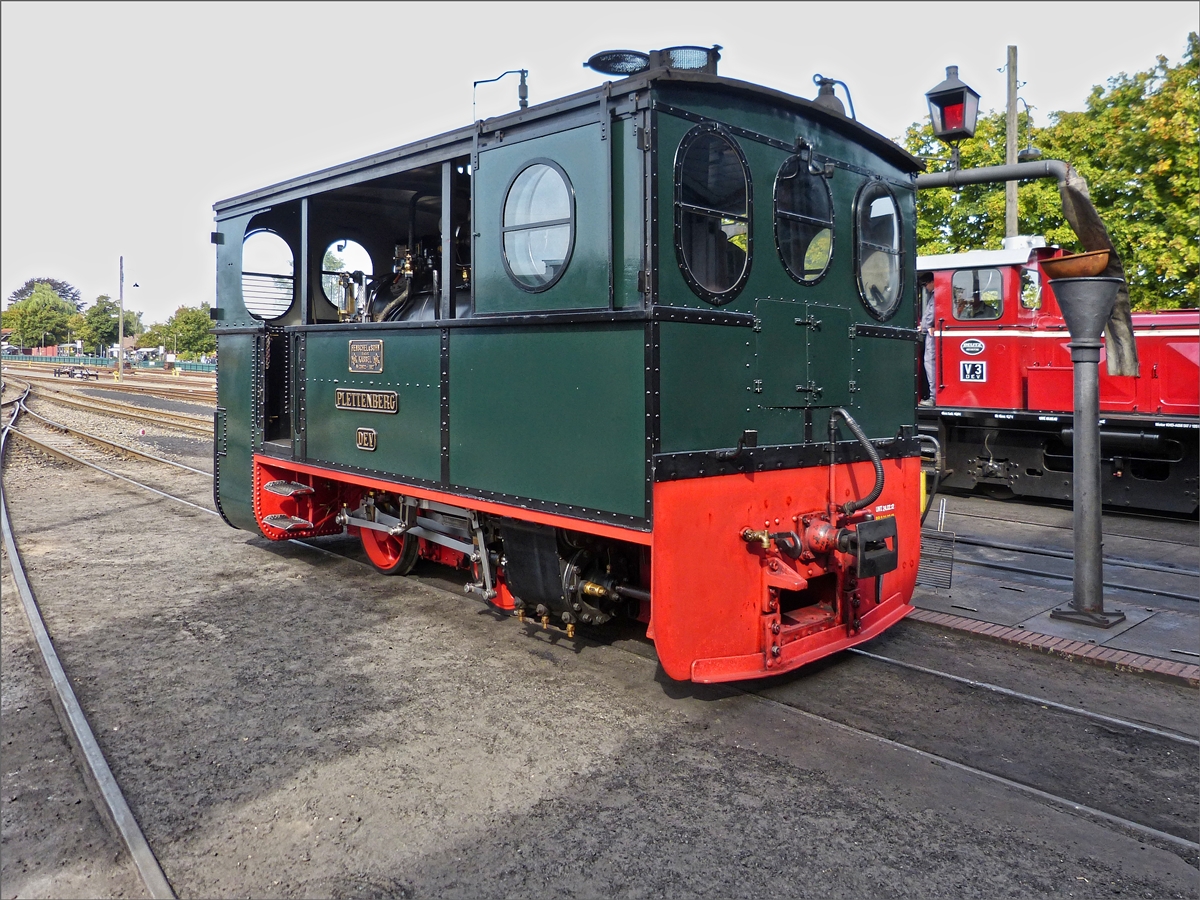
top-left (917, 237), bottom-right (1199, 515)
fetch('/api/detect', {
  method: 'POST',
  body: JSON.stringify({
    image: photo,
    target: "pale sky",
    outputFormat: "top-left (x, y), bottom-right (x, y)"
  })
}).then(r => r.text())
top-left (2, 1), bottom-right (1195, 325)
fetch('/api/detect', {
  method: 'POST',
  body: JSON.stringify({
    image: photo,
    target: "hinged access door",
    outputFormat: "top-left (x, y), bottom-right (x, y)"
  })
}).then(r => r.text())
top-left (756, 300), bottom-right (853, 409)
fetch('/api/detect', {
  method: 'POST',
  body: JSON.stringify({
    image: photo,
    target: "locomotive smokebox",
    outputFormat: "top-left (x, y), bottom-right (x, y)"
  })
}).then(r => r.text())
top-left (1049, 276), bottom-right (1126, 629)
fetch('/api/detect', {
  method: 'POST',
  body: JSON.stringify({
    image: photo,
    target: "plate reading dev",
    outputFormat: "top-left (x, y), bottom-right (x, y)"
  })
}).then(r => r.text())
top-left (335, 389), bottom-right (398, 413)
top-left (348, 339), bottom-right (383, 373)
top-left (356, 428), bottom-right (377, 451)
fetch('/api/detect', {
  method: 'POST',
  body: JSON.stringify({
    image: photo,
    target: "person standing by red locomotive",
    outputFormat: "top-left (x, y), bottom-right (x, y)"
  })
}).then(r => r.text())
top-left (918, 272), bottom-right (936, 406)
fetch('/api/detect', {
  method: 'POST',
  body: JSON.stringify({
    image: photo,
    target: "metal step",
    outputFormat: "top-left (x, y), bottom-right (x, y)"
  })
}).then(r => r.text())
top-left (263, 480), bottom-right (314, 497)
top-left (263, 514), bottom-right (314, 532)
top-left (916, 529), bottom-right (956, 590)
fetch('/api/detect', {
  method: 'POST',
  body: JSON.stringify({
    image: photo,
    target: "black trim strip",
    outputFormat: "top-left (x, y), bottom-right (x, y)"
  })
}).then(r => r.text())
top-left (295, 332), bottom-right (307, 459)
top-left (652, 306), bottom-right (757, 327)
top-left (440, 328), bottom-right (450, 483)
top-left (850, 323), bottom-right (922, 342)
top-left (921, 407), bottom-right (1200, 429)
top-left (654, 101), bottom-right (915, 190)
top-left (655, 101), bottom-right (793, 152)
top-left (288, 308), bottom-right (650, 332)
top-left (238, 305), bottom-right (752, 338)
top-left (645, 320), bottom-right (660, 520)
top-left (213, 325), bottom-right (268, 335)
top-left (654, 437), bottom-right (920, 481)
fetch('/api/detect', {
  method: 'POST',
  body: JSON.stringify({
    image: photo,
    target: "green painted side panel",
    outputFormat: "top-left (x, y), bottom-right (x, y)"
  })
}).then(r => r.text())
top-left (214, 214), bottom-right (255, 327)
top-left (475, 124), bottom-right (610, 314)
top-left (851, 337), bottom-right (917, 437)
top-left (804, 305), bottom-right (855, 409)
top-left (215, 332), bottom-right (259, 531)
top-left (755, 300), bottom-right (809, 408)
top-left (756, 302), bottom-right (853, 409)
top-left (612, 117), bottom-right (644, 310)
top-left (658, 322), bottom-right (753, 453)
top-left (450, 325), bottom-right (645, 517)
top-left (651, 90), bottom-right (920, 441)
top-left (303, 330), bottom-right (442, 481)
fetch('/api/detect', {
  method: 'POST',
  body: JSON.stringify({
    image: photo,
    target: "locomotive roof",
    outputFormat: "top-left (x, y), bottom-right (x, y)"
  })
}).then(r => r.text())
top-left (215, 67), bottom-right (922, 217)
top-left (917, 247), bottom-right (1042, 271)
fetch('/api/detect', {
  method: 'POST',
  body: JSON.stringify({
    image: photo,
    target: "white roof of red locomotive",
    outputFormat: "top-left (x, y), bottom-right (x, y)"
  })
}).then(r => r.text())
top-left (916, 247), bottom-right (1041, 271)
top-left (918, 236), bottom-right (1050, 272)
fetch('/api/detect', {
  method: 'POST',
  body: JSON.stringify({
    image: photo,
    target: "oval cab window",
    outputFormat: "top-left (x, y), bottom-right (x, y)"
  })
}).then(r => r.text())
top-left (241, 230), bottom-right (294, 320)
top-left (854, 183), bottom-right (902, 320)
top-left (674, 125), bottom-right (751, 304)
top-left (775, 156), bottom-right (834, 285)
top-left (502, 161), bottom-right (574, 291)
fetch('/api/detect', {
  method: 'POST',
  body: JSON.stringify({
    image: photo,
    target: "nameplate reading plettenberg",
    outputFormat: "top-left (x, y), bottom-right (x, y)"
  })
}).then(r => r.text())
top-left (348, 340), bottom-right (383, 373)
top-left (335, 389), bottom-right (398, 414)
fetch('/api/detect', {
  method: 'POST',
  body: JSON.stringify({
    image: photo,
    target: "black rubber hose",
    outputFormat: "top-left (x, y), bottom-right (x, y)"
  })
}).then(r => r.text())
top-left (830, 407), bottom-right (884, 515)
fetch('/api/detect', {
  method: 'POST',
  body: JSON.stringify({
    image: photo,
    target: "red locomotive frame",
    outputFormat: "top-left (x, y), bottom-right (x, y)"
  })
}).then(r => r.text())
top-left (250, 454), bottom-right (920, 683)
top-left (918, 239), bottom-right (1199, 514)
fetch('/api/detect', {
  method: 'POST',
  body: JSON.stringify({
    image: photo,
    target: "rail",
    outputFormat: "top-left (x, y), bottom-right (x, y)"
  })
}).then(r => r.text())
top-left (1, 390), bottom-right (177, 898)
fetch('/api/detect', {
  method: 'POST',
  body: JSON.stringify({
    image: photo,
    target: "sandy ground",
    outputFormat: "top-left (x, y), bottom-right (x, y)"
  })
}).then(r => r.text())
top-left (1, 391), bottom-right (1196, 899)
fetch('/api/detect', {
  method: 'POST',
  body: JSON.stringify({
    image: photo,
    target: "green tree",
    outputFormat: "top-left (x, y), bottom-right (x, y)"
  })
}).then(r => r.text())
top-left (75, 295), bottom-right (120, 355)
top-left (142, 303), bottom-right (216, 359)
top-left (7, 277), bottom-right (83, 310)
top-left (906, 33), bottom-right (1198, 310)
top-left (6, 283), bottom-right (76, 347)
top-left (137, 321), bottom-right (170, 352)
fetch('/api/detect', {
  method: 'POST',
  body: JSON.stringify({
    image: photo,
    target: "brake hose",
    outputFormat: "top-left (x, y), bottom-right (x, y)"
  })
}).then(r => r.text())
top-left (828, 407), bottom-right (884, 515)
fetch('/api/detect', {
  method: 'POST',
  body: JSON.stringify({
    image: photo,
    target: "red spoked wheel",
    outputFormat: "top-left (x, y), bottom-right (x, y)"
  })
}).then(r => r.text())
top-left (358, 527), bottom-right (419, 575)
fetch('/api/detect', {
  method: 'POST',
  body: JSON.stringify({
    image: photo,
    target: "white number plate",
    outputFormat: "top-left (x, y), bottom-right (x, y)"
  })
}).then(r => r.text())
top-left (960, 361), bottom-right (987, 382)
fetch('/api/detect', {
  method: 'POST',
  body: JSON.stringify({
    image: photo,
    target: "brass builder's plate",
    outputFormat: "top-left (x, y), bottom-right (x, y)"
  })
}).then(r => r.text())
top-left (348, 339), bottom-right (383, 373)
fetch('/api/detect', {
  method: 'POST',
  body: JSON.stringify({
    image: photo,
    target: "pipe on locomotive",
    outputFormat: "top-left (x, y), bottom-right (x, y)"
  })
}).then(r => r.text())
top-left (915, 159), bottom-right (1070, 191)
top-left (828, 408), bottom-right (884, 515)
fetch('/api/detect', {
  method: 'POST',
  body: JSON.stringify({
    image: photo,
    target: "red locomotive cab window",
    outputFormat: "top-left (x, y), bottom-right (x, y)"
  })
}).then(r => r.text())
top-left (1020, 265), bottom-right (1042, 309)
top-left (951, 268), bottom-right (1003, 321)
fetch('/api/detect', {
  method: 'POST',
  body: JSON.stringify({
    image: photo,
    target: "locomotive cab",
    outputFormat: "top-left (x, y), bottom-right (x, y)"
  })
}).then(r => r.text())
top-left (212, 51), bottom-right (929, 681)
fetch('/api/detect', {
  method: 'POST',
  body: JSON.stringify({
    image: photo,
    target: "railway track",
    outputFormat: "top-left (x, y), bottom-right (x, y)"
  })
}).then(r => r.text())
top-left (1, 393), bottom-right (178, 898)
top-left (2, 364), bottom-right (217, 404)
top-left (928, 494), bottom-right (1199, 607)
top-left (6, 376), bottom-right (213, 436)
top-left (2, 405), bottom-right (1196, 893)
top-left (296, 535), bottom-right (1200, 854)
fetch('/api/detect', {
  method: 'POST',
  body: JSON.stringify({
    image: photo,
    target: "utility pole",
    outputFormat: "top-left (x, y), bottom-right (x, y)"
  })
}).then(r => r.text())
top-left (117, 256), bottom-right (125, 381)
top-left (1005, 45), bottom-right (1018, 237)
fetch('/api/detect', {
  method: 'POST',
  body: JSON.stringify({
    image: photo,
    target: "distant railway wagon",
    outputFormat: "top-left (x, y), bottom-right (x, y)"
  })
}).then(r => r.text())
top-left (917, 238), bottom-right (1199, 515)
top-left (211, 47), bottom-right (928, 682)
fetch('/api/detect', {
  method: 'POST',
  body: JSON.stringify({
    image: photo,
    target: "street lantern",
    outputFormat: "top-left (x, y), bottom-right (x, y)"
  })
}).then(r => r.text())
top-left (925, 65), bottom-right (980, 169)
